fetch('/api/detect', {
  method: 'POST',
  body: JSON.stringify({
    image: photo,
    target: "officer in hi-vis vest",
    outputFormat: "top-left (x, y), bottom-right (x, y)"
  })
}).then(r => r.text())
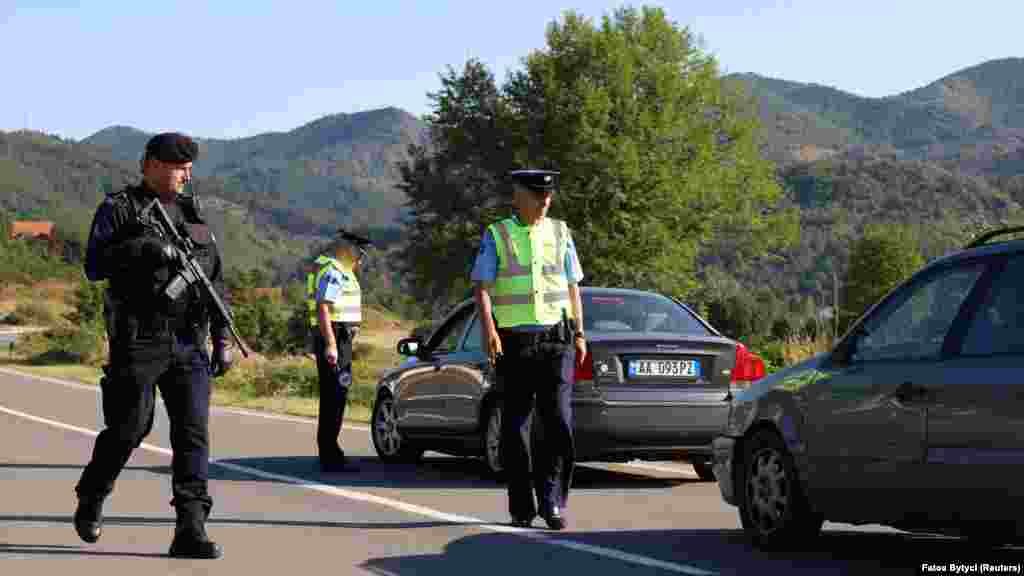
top-left (307, 229), bottom-right (371, 472)
top-left (472, 169), bottom-right (586, 530)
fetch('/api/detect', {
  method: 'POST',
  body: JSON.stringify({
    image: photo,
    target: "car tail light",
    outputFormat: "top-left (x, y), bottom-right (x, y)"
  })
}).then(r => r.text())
top-left (731, 342), bottom-right (765, 384)
top-left (574, 348), bottom-right (594, 382)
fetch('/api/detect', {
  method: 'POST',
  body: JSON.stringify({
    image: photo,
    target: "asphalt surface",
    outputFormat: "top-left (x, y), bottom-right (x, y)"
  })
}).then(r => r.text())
top-left (1, 366), bottom-right (1020, 575)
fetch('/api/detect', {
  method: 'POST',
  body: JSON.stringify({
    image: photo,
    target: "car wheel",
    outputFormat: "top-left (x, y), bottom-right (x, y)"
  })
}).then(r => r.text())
top-left (739, 428), bottom-right (822, 549)
top-left (480, 401), bottom-right (505, 481)
top-left (691, 458), bottom-right (715, 482)
top-left (371, 393), bottom-right (423, 463)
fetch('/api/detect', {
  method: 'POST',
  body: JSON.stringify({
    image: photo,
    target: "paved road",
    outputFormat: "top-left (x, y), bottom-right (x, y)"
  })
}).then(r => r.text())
top-left (0, 367), bottom-right (1017, 575)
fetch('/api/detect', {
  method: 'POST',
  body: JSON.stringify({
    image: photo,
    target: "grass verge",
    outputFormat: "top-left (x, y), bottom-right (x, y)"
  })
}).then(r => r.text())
top-left (0, 337), bottom-right (401, 425)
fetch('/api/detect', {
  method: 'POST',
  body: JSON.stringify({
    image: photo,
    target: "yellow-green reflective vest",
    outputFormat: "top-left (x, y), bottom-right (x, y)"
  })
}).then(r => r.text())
top-left (306, 256), bottom-right (361, 327)
top-left (489, 216), bottom-right (570, 328)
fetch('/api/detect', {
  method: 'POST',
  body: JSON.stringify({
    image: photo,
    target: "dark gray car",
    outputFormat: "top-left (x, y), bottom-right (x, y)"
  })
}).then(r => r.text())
top-left (713, 227), bottom-right (1024, 549)
top-left (370, 287), bottom-right (765, 481)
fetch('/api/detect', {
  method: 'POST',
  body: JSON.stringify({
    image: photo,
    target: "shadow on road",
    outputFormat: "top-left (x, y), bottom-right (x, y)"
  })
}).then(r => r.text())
top-left (208, 455), bottom-right (699, 490)
top-left (0, 543), bottom-right (167, 559)
top-left (360, 528), bottom-right (1024, 576)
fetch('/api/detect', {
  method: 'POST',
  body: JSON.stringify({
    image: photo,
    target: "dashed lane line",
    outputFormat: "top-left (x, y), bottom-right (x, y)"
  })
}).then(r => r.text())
top-left (0, 401), bottom-right (715, 575)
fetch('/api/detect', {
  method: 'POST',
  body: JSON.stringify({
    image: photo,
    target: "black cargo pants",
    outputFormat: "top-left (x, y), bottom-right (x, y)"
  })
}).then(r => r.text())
top-left (314, 323), bottom-right (353, 458)
top-left (497, 330), bottom-right (576, 520)
top-left (76, 335), bottom-right (213, 512)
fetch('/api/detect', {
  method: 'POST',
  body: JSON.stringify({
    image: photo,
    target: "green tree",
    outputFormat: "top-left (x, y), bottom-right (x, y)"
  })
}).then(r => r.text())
top-left (398, 6), bottom-right (796, 310)
top-left (839, 223), bottom-right (925, 332)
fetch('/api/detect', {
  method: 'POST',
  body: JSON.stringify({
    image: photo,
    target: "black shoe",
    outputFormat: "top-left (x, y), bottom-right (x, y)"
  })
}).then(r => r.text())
top-left (169, 533), bottom-right (223, 559)
top-left (510, 516), bottom-right (534, 528)
top-left (540, 506), bottom-right (566, 531)
top-left (168, 502), bottom-right (222, 559)
top-left (73, 495), bottom-right (104, 543)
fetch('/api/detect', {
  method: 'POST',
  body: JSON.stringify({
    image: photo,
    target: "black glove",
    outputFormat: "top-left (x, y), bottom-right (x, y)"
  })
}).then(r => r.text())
top-left (140, 237), bottom-right (180, 265)
top-left (210, 337), bottom-right (234, 377)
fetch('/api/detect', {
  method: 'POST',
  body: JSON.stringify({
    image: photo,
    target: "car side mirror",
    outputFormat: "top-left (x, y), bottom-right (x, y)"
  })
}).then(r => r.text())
top-left (397, 337), bottom-right (422, 357)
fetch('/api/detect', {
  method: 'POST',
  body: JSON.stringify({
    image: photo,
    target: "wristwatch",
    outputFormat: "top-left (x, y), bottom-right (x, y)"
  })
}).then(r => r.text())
top-left (574, 330), bottom-right (586, 340)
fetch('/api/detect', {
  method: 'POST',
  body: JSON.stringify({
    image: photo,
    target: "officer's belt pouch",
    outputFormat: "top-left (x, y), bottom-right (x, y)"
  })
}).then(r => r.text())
top-left (500, 330), bottom-right (567, 360)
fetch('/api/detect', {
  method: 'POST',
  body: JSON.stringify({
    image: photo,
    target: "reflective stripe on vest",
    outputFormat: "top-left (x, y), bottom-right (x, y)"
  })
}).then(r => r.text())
top-left (307, 256), bottom-right (361, 326)
top-left (305, 256), bottom-right (332, 325)
top-left (489, 217), bottom-right (570, 327)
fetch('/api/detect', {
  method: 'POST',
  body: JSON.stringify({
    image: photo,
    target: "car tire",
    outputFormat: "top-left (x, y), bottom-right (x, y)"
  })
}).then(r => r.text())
top-left (691, 458), bottom-right (716, 482)
top-left (480, 400), bottom-right (506, 481)
top-left (371, 392), bottom-right (423, 463)
top-left (738, 428), bottom-right (823, 549)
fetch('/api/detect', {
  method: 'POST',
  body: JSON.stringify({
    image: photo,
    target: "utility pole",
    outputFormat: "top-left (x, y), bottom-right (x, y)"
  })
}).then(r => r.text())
top-left (832, 267), bottom-right (839, 343)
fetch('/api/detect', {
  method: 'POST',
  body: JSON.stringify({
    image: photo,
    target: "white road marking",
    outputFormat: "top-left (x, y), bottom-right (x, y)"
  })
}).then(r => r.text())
top-left (0, 401), bottom-right (716, 575)
top-left (0, 366), bottom-right (697, 475)
top-left (0, 366), bottom-right (370, 432)
top-left (0, 369), bottom-right (717, 575)
top-left (613, 461), bottom-right (700, 477)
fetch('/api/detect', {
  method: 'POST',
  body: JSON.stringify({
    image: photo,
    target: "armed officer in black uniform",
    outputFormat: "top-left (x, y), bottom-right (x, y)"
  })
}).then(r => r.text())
top-left (73, 132), bottom-right (233, 559)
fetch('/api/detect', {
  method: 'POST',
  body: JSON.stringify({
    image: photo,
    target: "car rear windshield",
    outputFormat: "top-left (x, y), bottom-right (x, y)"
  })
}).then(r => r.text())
top-left (582, 292), bottom-right (711, 336)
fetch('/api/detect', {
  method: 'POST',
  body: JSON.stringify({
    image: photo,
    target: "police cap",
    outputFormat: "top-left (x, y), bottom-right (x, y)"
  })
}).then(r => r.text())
top-left (507, 169), bottom-right (559, 193)
top-left (335, 228), bottom-right (373, 247)
top-left (144, 132), bottom-right (199, 164)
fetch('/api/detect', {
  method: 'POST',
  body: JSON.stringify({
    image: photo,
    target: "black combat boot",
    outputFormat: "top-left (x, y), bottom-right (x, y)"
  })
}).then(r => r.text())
top-left (168, 501), bottom-right (222, 559)
top-left (319, 446), bottom-right (358, 473)
top-left (73, 491), bottom-right (105, 543)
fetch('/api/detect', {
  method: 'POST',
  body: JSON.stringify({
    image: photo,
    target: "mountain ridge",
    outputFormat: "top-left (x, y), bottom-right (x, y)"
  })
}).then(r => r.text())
top-left (726, 57), bottom-right (1024, 165)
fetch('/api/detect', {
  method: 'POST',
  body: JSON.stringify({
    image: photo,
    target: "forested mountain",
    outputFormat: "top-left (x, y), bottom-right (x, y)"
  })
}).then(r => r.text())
top-left (729, 57), bottom-right (1024, 169)
top-left (2, 58), bottom-right (1024, 338)
top-left (0, 130), bottom-right (310, 281)
top-left (84, 107), bottom-right (426, 236)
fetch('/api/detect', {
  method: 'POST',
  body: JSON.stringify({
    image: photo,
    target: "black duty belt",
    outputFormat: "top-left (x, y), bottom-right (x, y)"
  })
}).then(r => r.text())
top-left (498, 327), bottom-right (565, 347)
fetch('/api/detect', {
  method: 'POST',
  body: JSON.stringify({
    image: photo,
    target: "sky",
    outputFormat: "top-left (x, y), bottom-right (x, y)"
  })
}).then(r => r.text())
top-left (1, 0), bottom-right (1020, 141)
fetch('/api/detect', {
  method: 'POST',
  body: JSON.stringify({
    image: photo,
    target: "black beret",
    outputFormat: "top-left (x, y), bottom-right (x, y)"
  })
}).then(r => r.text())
top-left (335, 229), bottom-right (373, 247)
top-left (144, 132), bottom-right (198, 164)
top-left (508, 169), bottom-right (559, 192)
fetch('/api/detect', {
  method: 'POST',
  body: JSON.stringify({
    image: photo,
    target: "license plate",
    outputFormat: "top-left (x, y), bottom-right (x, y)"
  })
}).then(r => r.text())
top-left (628, 359), bottom-right (700, 378)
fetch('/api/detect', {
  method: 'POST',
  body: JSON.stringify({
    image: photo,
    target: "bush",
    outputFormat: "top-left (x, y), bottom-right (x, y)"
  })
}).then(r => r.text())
top-left (214, 355), bottom-right (379, 409)
top-left (21, 324), bottom-right (106, 366)
top-left (10, 300), bottom-right (61, 326)
top-left (0, 237), bottom-right (78, 284)
top-left (753, 341), bottom-right (786, 373)
top-left (233, 296), bottom-right (294, 355)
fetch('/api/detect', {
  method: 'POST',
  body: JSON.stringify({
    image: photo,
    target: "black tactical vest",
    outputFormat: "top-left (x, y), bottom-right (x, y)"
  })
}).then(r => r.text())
top-left (105, 185), bottom-right (219, 343)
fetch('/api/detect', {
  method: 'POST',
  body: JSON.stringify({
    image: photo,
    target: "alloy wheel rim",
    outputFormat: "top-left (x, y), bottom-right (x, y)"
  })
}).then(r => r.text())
top-left (745, 447), bottom-right (790, 535)
top-left (486, 407), bottom-right (502, 472)
top-left (374, 398), bottom-right (401, 456)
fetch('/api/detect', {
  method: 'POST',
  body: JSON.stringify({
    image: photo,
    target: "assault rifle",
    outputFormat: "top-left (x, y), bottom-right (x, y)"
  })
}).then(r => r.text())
top-left (140, 197), bottom-right (251, 358)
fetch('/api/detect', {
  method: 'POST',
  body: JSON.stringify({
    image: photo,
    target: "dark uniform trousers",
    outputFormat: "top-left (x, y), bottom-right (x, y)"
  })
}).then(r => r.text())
top-left (497, 330), bottom-right (576, 520)
top-left (314, 322), bottom-right (354, 457)
top-left (77, 330), bottom-right (213, 512)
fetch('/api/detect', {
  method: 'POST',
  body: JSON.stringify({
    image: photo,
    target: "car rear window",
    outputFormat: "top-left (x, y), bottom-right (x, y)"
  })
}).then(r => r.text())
top-left (582, 292), bottom-right (711, 336)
